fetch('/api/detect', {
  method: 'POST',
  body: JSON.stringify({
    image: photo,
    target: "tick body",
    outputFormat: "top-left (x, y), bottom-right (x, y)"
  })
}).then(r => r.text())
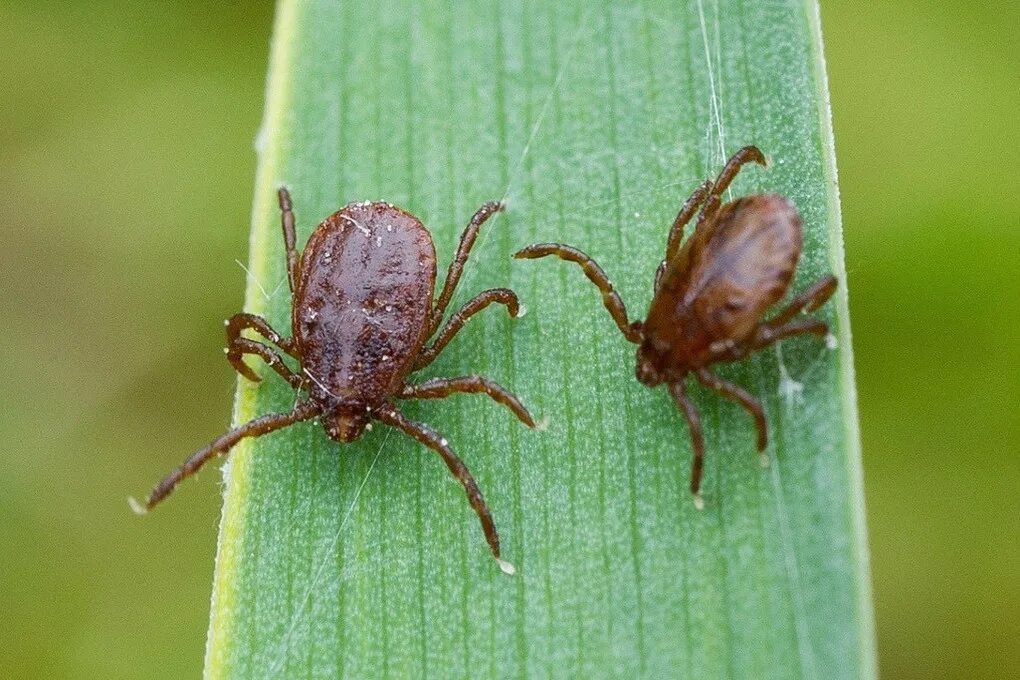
top-left (515, 146), bottom-right (837, 506)
top-left (137, 190), bottom-right (535, 573)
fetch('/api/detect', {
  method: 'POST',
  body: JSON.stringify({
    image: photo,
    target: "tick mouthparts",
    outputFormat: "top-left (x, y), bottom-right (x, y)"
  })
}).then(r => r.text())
top-left (496, 557), bottom-right (517, 576)
top-left (127, 496), bottom-right (149, 516)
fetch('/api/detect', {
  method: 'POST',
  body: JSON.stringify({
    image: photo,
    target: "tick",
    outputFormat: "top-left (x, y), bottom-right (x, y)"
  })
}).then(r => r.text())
top-left (135, 188), bottom-right (536, 573)
top-left (514, 146), bottom-right (837, 507)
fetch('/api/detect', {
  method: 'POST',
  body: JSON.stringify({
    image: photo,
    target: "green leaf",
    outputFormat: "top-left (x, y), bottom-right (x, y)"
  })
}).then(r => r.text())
top-left (205, 0), bottom-right (875, 677)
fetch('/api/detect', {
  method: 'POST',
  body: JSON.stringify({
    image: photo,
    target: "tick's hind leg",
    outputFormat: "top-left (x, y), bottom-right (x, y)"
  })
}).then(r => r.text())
top-left (277, 188), bottom-right (301, 295)
top-left (695, 368), bottom-right (768, 461)
top-left (226, 313), bottom-right (297, 355)
top-left (669, 381), bottom-right (707, 509)
top-left (430, 201), bottom-right (505, 333)
top-left (375, 404), bottom-right (514, 574)
top-left (400, 375), bottom-right (536, 427)
top-left (767, 275), bottom-right (837, 327)
top-left (695, 146), bottom-right (768, 229)
top-left (415, 288), bottom-right (519, 369)
top-left (227, 337), bottom-right (304, 388)
top-left (513, 243), bottom-right (642, 343)
top-left (706, 146), bottom-right (767, 204)
top-left (133, 401), bottom-right (320, 512)
top-left (225, 313), bottom-right (301, 386)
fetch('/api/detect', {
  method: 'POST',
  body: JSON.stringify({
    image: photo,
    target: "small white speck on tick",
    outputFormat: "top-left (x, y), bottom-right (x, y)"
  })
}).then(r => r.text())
top-left (516, 304), bottom-right (528, 318)
top-left (223, 319), bottom-right (229, 327)
top-left (693, 494), bottom-right (705, 511)
top-left (825, 334), bottom-right (838, 350)
top-left (385, 305), bottom-right (393, 312)
top-left (365, 422), bottom-right (373, 432)
top-left (439, 438), bottom-right (448, 447)
top-left (759, 452), bottom-right (770, 468)
top-left (127, 497), bottom-right (148, 516)
top-left (496, 558), bottom-right (517, 576)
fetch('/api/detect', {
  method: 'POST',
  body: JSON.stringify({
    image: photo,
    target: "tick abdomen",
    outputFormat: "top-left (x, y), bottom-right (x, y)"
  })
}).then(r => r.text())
top-left (294, 202), bottom-right (436, 403)
top-left (649, 194), bottom-right (802, 360)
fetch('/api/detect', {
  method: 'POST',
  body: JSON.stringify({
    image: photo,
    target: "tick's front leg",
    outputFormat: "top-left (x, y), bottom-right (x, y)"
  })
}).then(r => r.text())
top-left (669, 380), bottom-right (707, 509)
top-left (133, 400), bottom-right (320, 512)
top-left (513, 243), bottom-right (642, 343)
top-left (695, 367), bottom-right (768, 455)
top-left (374, 404), bottom-right (515, 575)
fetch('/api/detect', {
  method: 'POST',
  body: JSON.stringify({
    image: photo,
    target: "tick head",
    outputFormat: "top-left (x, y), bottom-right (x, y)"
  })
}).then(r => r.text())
top-left (322, 404), bottom-right (369, 443)
top-left (635, 339), bottom-right (668, 386)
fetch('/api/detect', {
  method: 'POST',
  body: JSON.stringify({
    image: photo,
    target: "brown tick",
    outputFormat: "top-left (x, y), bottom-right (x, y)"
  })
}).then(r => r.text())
top-left (134, 189), bottom-right (535, 574)
top-left (514, 146), bottom-right (837, 507)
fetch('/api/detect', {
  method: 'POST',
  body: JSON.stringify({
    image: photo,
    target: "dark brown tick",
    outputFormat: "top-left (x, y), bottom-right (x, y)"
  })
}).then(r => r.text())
top-left (515, 146), bottom-right (837, 508)
top-left (134, 189), bottom-right (535, 574)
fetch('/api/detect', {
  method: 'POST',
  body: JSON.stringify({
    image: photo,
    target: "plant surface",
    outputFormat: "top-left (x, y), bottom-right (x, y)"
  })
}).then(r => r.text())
top-left (206, 1), bottom-right (874, 677)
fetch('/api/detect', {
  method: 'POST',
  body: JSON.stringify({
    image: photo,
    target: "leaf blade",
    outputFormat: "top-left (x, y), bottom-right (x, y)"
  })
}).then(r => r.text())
top-left (205, 1), bottom-right (876, 677)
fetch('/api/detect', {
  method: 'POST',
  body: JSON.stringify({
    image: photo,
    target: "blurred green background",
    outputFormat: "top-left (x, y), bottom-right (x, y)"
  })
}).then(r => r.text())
top-left (0, 1), bottom-right (1016, 678)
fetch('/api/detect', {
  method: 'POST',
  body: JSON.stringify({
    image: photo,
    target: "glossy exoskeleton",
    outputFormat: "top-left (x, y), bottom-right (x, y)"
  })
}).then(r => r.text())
top-left (515, 146), bottom-right (837, 506)
top-left (136, 189), bottom-right (535, 573)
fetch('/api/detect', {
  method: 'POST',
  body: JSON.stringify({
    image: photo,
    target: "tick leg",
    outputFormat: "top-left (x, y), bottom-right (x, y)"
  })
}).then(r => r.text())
top-left (752, 318), bottom-right (829, 350)
top-left (695, 368), bottom-right (767, 452)
top-left (767, 275), bottom-right (838, 327)
top-left (669, 381), bottom-right (707, 508)
top-left (134, 401), bottom-right (320, 512)
top-left (415, 288), bottom-right (519, 370)
top-left (399, 376), bottom-right (535, 428)
top-left (513, 243), bottom-right (642, 343)
top-left (226, 313), bottom-right (297, 355)
top-left (664, 179), bottom-right (713, 264)
top-left (277, 187), bottom-right (301, 295)
top-left (227, 337), bottom-right (304, 389)
top-left (375, 404), bottom-right (512, 573)
top-left (706, 145), bottom-right (767, 205)
top-left (695, 145), bottom-right (768, 230)
top-left (430, 201), bottom-right (504, 334)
